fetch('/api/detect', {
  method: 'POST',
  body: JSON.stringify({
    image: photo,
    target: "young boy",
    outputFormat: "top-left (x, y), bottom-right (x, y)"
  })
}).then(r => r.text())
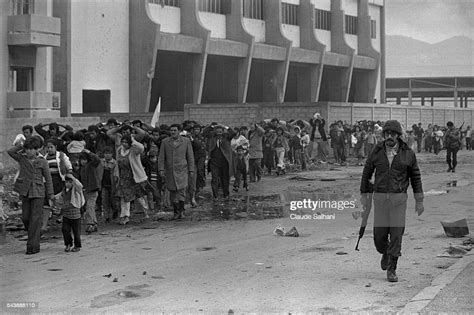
top-left (142, 147), bottom-right (162, 215)
top-left (233, 146), bottom-right (248, 192)
top-left (8, 138), bottom-right (54, 255)
top-left (77, 149), bottom-right (101, 233)
top-left (101, 146), bottom-right (117, 222)
top-left (54, 174), bottom-right (84, 252)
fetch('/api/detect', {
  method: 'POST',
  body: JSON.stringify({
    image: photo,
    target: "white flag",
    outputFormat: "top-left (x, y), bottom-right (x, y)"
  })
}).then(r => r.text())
top-left (151, 97), bottom-right (161, 128)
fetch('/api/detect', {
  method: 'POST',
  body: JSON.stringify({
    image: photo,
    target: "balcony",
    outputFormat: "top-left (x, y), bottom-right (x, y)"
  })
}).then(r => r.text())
top-left (8, 14), bottom-right (60, 47)
top-left (7, 91), bottom-right (60, 118)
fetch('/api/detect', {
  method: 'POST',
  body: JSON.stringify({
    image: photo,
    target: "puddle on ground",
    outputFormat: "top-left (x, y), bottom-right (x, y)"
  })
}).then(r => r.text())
top-left (47, 268), bottom-right (63, 271)
top-left (446, 180), bottom-right (470, 187)
top-left (299, 246), bottom-right (343, 253)
top-left (196, 246), bottom-right (216, 251)
top-left (201, 194), bottom-right (284, 221)
top-left (90, 284), bottom-right (154, 308)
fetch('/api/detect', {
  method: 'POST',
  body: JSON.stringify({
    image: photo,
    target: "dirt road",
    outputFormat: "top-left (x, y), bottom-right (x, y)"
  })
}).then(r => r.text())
top-left (1, 151), bottom-right (473, 313)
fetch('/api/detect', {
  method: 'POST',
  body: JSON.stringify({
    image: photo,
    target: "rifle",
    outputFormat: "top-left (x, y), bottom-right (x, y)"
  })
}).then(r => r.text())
top-left (355, 182), bottom-right (374, 251)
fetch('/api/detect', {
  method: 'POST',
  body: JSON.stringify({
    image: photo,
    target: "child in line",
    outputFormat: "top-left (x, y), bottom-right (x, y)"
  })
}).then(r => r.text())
top-left (77, 149), bottom-right (101, 233)
top-left (53, 173), bottom-right (85, 252)
top-left (142, 147), bottom-right (162, 214)
top-left (233, 146), bottom-right (248, 192)
top-left (101, 147), bottom-right (118, 222)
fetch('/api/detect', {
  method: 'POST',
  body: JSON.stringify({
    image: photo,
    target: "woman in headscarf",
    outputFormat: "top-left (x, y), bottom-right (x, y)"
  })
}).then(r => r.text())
top-left (114, 134), bottom-right (150, 225)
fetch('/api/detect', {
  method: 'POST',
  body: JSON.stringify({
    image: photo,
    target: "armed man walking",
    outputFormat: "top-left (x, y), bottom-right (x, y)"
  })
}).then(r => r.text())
top-left (360, 120), bottom-right (424, 282)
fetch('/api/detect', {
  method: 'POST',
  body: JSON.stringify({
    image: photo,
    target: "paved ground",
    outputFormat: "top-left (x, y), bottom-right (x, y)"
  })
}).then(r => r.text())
top-left (0, 150), bottom-right (473, 313)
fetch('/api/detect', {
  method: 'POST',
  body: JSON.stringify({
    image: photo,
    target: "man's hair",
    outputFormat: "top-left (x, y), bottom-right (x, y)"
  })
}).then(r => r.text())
top-left (107, 118), bottom-right (118, 125)
top-left (45, 138), bottom-right (59, 147)
top-left (103, 146), bottom-right (114, 154)
top-left (23, 137), bottom-right (41, 150)
top-left (447, 121), bottom-right (454, 127)
top-left (88, 125), bottom-right (99, 133)
top-left (132, 119), bottom-right (142, 126)
top-left (170, 124), bottom-right (182, 131)
top-left (49, 122), bottom-right (59, 132)
top-left (121, 125), bottom-right (133, 132)
top-left (22, 125), bottom-right (33, 133)
top-left (72, 131), bottom-right (84, 141)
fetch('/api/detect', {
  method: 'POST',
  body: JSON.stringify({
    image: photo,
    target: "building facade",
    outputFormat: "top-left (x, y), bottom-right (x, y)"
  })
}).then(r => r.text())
top-left (1, 0), bottom-right (385, 117)
top-left (0, 0), bottom-right (61, 119)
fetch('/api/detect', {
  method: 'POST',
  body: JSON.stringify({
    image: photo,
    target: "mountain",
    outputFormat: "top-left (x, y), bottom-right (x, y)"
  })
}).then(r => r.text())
top-left (386, 35), bottom-right (474, 78)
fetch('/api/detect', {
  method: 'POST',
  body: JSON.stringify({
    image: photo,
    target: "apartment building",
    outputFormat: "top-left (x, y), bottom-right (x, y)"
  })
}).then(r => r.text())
top-left (1, 0), bottom-right (385, 117)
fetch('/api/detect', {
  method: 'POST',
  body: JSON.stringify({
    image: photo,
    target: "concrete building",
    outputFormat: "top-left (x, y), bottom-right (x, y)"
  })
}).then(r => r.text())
top-left (1, 0), bottom-right (385, 117)
top-left (386, 76), bottom-right (474, 108)
top-left (0, 0), bottom-right (61, 119)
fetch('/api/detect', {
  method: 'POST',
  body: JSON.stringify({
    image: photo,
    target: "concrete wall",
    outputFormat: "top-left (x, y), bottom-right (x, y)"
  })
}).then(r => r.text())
top-left (368, 4), bottom-right (380, 51)
top-left (183, 102), bottom-right (474, 130)
top-left (342, 0), bottom-right (358, 53)
top-left (243, 18), bottom-right (265, 43)
top-left (148, 3), bottom-right (180, 33)
top-left (199, 12), bottom-right (226, 39)
top-left (0, 0), bottom-right (9, 120)
top-left (0, 117), bottom-right (100, 168)
top-left (282, 24), bottom-right (299, 47)
top-left (70, 0), bottom-right (129, 114)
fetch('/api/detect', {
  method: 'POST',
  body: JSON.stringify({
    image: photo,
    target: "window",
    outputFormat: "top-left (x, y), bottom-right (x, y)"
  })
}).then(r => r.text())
top-left (199, 0), bottom-right (229, 14)
top-left (148, 0), bottom-right (180, 7)
top-left (243, 0), bottom-right (263, 20)
top-left (82, 90), bottom-right (110, 113)
top-left (11, 0), bottom-right (34, 15)
top-left (8, 67), bottom-right (34, 92)
top-left (282, 3), bottom-right (298, 26)
top-left (314, 9), bottom-right (331, 30)
top-left (370, 19), bottom-right (377, 39)
top-left (345, 15), bottom-right (358, 35)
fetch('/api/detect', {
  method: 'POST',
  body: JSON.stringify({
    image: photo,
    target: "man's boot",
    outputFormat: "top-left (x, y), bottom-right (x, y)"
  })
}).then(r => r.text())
top-left (178, 201), bottom-right (185, 220)
top-left (381, 253), bottom-right (389, 271)
top-left (447, 162), bottom-right (452, 172)
top-left (172, 203), bottom-right (180, 220)
top-left (387, 255), bottom-right (399, 282)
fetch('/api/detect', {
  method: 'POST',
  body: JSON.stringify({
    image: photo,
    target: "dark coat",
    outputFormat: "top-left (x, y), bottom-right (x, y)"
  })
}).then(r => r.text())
top-left (79, 151), bottom-right (102, 193)
top-left (8, 146), bottom-right (54, 198)
top-left (158, 136), bottom-right (195, 191)
top-left (309, 118), bottom-right (327, 141)
top-left (203, 126), bottom-right (236, 176)
top-left (360, 139), bottom-right (423, 201)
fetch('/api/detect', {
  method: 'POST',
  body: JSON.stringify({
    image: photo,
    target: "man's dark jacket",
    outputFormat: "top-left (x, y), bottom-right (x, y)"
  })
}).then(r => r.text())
top-left (309, 118), bottom-right (327, 141)
top-left (360, 139), bottom-right (423, 201)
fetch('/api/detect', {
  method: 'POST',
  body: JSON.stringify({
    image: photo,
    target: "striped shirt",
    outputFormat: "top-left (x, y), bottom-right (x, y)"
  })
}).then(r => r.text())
top-left (46, 153), bottom-right (59, 175)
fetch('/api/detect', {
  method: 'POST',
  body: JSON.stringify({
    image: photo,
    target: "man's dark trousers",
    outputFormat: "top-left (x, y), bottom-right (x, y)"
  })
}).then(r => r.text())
top-left (210, 161), bottom-right (230, 198)
top-left (373, 193), bottom-right (407, 257)
top-left (22, 197), bottom-right (44, 253)
top-left (446, 147), bottom-right (459, 169)
top-left (62, 217), bottom-right (82, 248)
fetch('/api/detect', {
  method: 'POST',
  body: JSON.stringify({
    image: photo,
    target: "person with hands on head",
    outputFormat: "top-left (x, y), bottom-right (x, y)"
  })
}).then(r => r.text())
top-left (360, 119), bottom-right (424, 283)
top-left (158, 124), bottom-right (195, 220)
top-left (8, 137), bottom-right (54, 255)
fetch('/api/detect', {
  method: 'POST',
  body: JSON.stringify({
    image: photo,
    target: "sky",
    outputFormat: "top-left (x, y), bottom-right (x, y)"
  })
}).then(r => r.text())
top-left (385, 0), bottom-right (474, 43)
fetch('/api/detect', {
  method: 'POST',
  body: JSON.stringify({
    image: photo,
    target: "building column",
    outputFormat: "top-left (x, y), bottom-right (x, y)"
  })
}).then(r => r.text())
top-left (226, 0), bottom-right (254, 103)
top-left (0, 0), bottom-right (9, 120)
top-left (263, 0), bottom-right (292, 103)
top-left (181, 0), bottom-right (210, 104)
top-left (453, 78), bottom-right (458, 108)
top-left (355, 0), bottom-right (381, 103)
top-left (431, 96), bottom-right (434, 106)
top-left (330, 0), bottom-right (355, 102)
top-left (129, 0), bottom-right (161, 113)
top-left (408, 79), bottom-right (412, 106)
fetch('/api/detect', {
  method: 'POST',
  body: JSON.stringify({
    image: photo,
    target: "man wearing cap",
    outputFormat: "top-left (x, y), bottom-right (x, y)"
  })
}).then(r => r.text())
top-left (360, 120), bottom-right (424, 282)
top-left (443, 121), bottom-right (461, 172)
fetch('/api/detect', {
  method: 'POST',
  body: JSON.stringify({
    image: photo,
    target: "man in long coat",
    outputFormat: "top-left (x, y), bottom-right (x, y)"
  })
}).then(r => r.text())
top-left (203, 124), bottom-right (236, 201)
top-left (159, 124), bottom-right (195, 219)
